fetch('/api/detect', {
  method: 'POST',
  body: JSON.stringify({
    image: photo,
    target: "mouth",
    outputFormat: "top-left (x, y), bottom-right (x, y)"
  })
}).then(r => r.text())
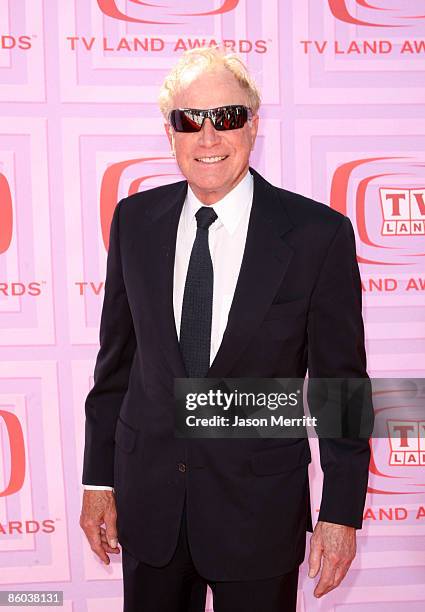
top-left (195, 155), bottom-right (229, 164)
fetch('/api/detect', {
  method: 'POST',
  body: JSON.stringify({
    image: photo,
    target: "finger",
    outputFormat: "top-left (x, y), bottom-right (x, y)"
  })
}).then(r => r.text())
top-left (100, 534), bottom-right (121, 553)
top-left (308, 537), bottom-right (323, 578)
top-left (105, 515), bottom-right (119, 549)
top-left (314, 557), bottom-right (337, 598)
top-left (100, 541), bottom-right (121, 554)
top-left (333, 563), bottom-right (350, 588)
top-left (314, 565), bottom-right (347, 598)
top-left (314, 580), bottom-right (337, 598)
top-left (86, 525), bottom-right (111, 565)
top-left (91, 541), bottom-right (111, 564)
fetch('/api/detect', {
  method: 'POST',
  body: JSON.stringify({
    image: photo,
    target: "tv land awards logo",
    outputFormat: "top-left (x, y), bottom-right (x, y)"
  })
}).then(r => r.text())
top-left (0, 173), bottom-right (44, 295)
top-left (0, 410), bottom-right (25, 497)
top-left (97, 0), bottom-right (239, 24)
top-left (71, 1), bottom-right (263, 55)
top-left (328, 0), bottom-right (425, 28)
top-left (380, 188), bottom-right (425, 236)
top-left (330, 157), bottom-right (425, 266)
top-left (388, 420), bottom-right (425, 466)
top-left (66, 36), bottom-right (267, 54)
top-left (368, 380), bottom-right (425, 494)
top-left (0, 411), bottom-right (57, 535)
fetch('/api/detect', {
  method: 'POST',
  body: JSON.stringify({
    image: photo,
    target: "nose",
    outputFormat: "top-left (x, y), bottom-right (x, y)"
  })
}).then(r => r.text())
top-left (198, 117), bottom-right (221, 146)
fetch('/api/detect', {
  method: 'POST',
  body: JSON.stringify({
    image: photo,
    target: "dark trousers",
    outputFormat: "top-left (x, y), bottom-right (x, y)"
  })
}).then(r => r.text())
top-left (122, 501), bottom-right (299, 612)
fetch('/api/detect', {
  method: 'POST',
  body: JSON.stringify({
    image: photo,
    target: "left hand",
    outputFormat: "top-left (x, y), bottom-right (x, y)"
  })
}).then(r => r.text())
top-left (308, 520), bottom-right (356, 598)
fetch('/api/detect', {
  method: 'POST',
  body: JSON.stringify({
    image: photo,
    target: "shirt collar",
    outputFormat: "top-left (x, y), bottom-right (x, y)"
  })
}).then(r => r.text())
top-left (183, 169), bottom-right (253, 236)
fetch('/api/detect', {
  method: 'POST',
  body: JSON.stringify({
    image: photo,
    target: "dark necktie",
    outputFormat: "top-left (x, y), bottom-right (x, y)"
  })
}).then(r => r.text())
top-left (179, 206), bottom-right (218, 377)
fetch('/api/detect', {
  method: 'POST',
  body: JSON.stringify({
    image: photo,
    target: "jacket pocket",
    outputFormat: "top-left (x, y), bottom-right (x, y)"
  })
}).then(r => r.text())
top-left (114, 416), bottom-right (138, 454)
top-left (262, 297), bottom-right (308, 321)
top-left (250, 441), bottom-right (311, 475)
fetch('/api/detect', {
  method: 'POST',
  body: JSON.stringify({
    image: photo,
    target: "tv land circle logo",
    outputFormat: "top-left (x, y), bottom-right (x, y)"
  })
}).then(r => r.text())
top-left (0, 173), bottom-right (13, 254)
top-left (330, 156), bottom-right (425, 265)
top-left (0, 411), bottom-right (26, 497)
top-left (328, 0), bottom-right (425, 27)
top-left (100, 156), bottom-right (180, 250)
top-left (368, 380), bottom-right (425, 494)
top-left (97, 0), bottom-right (240, 24)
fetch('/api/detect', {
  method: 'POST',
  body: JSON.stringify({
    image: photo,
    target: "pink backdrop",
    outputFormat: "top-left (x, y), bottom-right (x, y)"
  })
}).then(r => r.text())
top-left (0, 1), bottom-right (424, 610)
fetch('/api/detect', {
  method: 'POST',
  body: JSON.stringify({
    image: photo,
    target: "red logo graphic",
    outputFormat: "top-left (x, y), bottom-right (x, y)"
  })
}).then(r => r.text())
top-left (329, 0), bottom-right (425, 27)
top-left (100, 157), bottom-right (180, 250)
top-left (388, 420), bottom-right (425, 466)
top-left (97, 0), bottom-right (239, 25)
top-left (0, 173), bottom-right (13, 254)
top-left (368, 380), bottom-right (425, 494)
top-left (380, 188), bottom-right (425, 236)
top-left (0, 410), bottom-right (26, 497)
top-left (330, 157), bottom-right (425, 265)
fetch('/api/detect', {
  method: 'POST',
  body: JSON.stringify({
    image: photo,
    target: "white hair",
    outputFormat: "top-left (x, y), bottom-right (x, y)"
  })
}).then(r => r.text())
top-left (158, 45), bottom-right (261, 119)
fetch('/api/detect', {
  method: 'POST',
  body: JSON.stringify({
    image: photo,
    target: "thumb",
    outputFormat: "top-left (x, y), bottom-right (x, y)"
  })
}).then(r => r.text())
top-left (105, 519), bottom-right (118, 549)
top-left (308, 536), bottom-right (323, 578)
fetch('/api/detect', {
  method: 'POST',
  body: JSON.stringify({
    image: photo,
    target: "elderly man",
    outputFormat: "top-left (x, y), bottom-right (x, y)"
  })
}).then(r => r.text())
top-left (80, 47), bottom-right (372, 612)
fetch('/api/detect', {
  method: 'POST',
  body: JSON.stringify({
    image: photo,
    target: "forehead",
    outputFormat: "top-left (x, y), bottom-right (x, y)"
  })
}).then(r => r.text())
top-left (173, 68), bottom-right (248, 109)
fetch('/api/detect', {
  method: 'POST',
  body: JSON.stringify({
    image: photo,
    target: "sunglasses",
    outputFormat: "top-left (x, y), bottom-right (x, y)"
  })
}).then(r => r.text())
top-left (169, 104), bottom-right (252, 133)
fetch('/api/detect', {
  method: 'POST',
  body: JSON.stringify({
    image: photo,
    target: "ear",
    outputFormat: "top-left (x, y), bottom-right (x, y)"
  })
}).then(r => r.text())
top-left (249, 113), bottom-right (259, 149)
top-left (164, 122), bottom-right (176, 156)
top-left (164, 122), bottom-right (172, 146)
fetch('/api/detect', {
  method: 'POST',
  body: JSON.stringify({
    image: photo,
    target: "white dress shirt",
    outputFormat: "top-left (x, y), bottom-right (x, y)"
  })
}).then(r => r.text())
top-left (84, 169), bottom-right (254, 491)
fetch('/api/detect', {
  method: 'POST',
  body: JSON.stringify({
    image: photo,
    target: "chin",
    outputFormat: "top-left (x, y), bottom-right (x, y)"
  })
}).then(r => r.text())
top-left (197, 179), bottom-right (226, 192)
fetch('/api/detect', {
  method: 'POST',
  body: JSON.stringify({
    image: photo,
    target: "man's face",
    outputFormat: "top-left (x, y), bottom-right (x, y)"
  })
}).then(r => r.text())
top-left (164, 68), bottom-right (259, 205)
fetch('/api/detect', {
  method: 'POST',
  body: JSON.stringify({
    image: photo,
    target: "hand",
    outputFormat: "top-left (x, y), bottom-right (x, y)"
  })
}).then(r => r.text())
top-left (308, 520), bottom-right (356, 598)
top-left (80, 489), bottom-right (120, 564)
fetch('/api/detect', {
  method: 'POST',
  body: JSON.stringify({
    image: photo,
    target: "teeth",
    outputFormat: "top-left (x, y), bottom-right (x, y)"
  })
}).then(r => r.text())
top-left (196, 156), bottom-right (227, 163)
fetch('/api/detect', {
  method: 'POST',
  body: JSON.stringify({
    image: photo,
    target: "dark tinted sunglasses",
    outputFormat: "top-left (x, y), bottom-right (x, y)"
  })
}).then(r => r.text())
top-left (169, 104), bottom-right (252, 133)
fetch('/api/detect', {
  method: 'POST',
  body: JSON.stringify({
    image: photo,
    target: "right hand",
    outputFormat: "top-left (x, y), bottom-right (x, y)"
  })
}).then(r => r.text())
top-left (80, 489), bottom-right (120, 564)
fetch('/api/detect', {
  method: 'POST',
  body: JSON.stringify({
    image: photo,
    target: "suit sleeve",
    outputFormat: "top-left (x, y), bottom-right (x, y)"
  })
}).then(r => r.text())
top-left (307, 216), bottom-right (374, 529)
top-left (82, 199), bottom-right (137, 487)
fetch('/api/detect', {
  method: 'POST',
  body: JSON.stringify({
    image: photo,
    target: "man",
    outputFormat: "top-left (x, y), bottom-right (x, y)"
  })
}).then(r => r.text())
top-left (80, 47), bottom-right (372, 612)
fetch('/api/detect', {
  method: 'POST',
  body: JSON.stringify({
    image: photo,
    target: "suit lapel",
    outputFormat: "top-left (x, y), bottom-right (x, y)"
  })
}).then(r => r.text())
top-left (207, 167), bottom-right (294, 377)
top-left (145, 180), bottom-right (188, 379)
top-left (145, 167), bottom-right (294, 380)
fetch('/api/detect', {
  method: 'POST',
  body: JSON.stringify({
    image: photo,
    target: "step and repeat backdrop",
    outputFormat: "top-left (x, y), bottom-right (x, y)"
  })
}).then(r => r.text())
top-left (1, 1), bottom-right (424, 610)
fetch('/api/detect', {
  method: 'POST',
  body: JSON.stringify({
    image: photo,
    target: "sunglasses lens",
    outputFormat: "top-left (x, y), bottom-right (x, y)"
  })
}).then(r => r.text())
top-left (170, 106), bottom-right (250, 133)
top-left (170, 109), bottom-right (203, 132)
top-left (214, 106), bottom-right (248, 131)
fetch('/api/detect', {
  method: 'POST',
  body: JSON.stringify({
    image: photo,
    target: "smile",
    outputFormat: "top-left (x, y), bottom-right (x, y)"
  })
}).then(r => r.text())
top-left (195, 155), bottom-right (229, 164)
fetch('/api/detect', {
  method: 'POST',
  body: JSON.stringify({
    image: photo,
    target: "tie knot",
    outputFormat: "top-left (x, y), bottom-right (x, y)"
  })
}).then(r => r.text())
top-left (195, 206), bottom-right (218, 230)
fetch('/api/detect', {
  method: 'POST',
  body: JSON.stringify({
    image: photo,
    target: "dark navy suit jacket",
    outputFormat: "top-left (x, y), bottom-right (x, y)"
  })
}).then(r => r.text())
top-left (82, 167), bottom-right (372, 581)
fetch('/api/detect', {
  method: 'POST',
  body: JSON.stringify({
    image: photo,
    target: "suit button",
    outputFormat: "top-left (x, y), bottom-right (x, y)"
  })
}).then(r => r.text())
top-left (177, 462), bottom-right (186, 473)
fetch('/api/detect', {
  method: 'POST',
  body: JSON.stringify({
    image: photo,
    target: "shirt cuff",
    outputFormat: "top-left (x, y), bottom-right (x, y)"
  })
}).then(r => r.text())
top-left (83, 484), bottom-right (114, 491)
